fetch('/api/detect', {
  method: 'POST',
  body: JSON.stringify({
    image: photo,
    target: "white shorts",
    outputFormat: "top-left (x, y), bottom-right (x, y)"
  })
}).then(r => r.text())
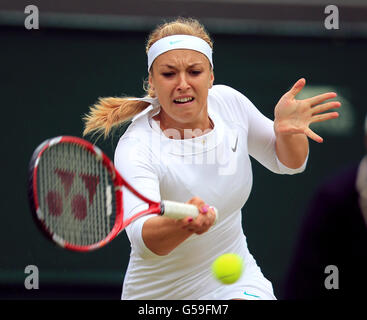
top-left (198, 283), bottom-right (277, 300)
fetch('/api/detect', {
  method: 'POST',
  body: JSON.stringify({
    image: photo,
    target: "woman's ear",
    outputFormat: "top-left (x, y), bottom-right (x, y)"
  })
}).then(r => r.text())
top-left (148, 73), bottom-right (154, 91)
top-left (209, 71), bottom-right (214, 88)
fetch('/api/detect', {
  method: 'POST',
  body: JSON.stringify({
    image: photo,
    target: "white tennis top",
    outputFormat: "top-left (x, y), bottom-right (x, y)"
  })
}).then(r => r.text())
top-left (114, 84), bottom-right (308, 300)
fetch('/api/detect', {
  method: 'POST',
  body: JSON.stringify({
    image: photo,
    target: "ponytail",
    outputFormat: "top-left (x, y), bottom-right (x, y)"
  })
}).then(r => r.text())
top-left (83, 97), bottom-right (150, 139)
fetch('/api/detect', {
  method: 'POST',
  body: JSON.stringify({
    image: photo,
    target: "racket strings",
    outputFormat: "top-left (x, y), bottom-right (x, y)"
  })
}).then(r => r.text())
top-left (37, 142), bottom-right (116, 246)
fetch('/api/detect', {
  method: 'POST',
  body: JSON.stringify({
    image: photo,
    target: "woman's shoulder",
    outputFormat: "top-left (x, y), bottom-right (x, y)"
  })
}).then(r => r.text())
top-left (114, 117), bottom-right (165, 178)
top-left (209, 84), bottom-right (252, 106)
top-left (209, 84), bottom-right (253, 122)
top-left (113, 117), bottom-right (152, 157)
top-left (210, 84), bottom-right (240, 96)
top-left (116, 124), bottom-right (150, 151)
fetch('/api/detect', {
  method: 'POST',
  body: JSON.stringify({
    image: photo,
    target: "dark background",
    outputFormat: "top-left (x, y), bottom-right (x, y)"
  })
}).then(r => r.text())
top-left (1, 0), bottom-right (366, 299)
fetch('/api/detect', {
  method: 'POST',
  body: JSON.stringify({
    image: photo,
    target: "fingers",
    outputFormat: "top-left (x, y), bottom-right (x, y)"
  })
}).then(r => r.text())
top-left (311, 111), bottom-right (339, 124)
top-left (305, 109), bottom-right (340, 143)
top-left (312, 101), bottom-right (341, 115)
top-left (307, 92), bottom-right (337, 106)
top-left (305, 105), bottom-right (339, 144)
top-left (279, 79), bottom-right (341, 144)
top-left (287, 78), bottom-right (306, 98)
top-left (186, 196), bottom-right (206, 209)
top-left (192, 205), bottom-right (216, 234)
top-left (183, 197), bottom-right (216, 234)
top-left (305, 127), bottom-right (323, 143)
top-left (181, 216), bottom-right (195, 232)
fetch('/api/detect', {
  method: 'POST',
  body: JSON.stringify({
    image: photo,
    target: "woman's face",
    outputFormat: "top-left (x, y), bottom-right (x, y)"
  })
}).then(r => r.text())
top-left (149, 49), bottom-right (214, 131)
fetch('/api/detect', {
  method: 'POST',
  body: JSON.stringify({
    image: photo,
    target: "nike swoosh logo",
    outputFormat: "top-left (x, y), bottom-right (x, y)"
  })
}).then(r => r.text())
top-left (169, 40), bottom-right (183, 45)
top-left (243, 291), bottom-right (260, 298)
top-left (231, 135), bottom-right (238, 152)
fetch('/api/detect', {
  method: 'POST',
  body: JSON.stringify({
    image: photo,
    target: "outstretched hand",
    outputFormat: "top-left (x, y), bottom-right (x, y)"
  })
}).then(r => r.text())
top-left (274, 78), bottom-right (341, 143)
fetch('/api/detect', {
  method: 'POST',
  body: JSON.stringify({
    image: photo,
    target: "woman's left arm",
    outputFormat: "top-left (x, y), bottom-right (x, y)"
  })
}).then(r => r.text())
top-left (274, 78), bottom-right (341, 169)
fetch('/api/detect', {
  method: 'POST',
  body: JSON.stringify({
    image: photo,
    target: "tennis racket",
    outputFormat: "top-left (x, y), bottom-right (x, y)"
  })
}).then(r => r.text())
top-left (28, 136), bottom-right (218, 252)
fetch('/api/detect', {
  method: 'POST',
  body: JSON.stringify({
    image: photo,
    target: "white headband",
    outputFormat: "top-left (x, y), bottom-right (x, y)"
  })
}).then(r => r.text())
top-left (147, 35), bottom-right (213, 72)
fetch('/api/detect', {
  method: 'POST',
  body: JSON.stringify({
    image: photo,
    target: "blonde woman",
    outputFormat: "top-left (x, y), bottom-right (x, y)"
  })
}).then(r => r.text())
top-left (83, 18), bottom-right (340, 300)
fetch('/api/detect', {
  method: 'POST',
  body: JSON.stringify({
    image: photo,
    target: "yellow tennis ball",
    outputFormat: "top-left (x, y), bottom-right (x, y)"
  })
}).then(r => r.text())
top-left (211, 253), bottom-right (244, 284)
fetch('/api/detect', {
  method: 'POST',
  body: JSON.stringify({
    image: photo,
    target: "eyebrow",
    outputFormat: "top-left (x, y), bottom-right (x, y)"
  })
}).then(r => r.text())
top-left (158, 62), bottom-right (204, 69)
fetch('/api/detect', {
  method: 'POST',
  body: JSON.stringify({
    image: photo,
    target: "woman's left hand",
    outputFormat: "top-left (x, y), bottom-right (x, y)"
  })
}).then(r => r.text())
top-left (274, 78), bottom-right (341, 143)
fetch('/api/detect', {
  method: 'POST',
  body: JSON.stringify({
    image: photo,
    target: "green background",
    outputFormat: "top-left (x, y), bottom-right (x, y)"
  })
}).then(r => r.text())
top-left (1, 25), bottom-right (366, 299)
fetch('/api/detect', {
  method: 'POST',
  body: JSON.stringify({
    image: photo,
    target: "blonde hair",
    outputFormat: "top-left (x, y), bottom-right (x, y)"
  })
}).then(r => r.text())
top-left (82, 17), bottom-right (213, 139)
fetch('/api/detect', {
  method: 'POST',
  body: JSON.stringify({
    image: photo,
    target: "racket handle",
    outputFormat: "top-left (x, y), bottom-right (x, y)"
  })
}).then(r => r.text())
top-left (161, 200), bottom-right (218, 224)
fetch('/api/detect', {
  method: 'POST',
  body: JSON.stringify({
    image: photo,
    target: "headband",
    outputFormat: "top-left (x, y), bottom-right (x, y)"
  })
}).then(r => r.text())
top-left (147, 35), bottom-right (213, 72)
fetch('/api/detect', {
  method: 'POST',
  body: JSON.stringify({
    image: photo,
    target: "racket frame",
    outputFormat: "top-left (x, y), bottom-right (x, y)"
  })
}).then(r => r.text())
top-left (29, 136), bottom-right (216, 252)
top-left (28, 136), bottom-right (164, 252)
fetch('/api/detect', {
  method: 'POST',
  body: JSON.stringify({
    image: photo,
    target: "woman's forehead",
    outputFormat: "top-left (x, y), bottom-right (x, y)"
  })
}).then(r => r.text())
top-left (154, 49), bottom-right (209, 68)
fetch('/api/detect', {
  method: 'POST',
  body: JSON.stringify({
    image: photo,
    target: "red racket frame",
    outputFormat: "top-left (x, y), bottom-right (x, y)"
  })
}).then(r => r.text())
top-left (29, 136), bottom-right (163, 252)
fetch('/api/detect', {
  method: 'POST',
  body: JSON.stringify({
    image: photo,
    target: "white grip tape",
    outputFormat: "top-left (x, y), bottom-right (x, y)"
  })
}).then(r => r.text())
top-left (162, 200), bottom-right (218, 224)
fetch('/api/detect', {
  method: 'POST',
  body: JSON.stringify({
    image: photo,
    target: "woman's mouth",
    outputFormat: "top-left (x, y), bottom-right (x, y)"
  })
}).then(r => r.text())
top-left (173, 97), bottom-right (195, 105)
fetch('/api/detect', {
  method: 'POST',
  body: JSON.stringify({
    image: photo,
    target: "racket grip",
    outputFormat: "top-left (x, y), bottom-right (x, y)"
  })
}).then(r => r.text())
top-left (161, 200), bottom-right (218, 224)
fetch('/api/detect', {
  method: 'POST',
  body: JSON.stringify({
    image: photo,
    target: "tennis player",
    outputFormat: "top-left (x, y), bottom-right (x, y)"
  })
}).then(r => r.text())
top-left (83, 18), bottom-right (340, 300)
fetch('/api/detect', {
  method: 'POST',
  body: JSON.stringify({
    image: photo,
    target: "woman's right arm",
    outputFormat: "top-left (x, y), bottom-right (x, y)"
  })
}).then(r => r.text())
top-left (115, 138), bottom-right (216, 257)
top-left (142, 197), bottom-right (216, 256)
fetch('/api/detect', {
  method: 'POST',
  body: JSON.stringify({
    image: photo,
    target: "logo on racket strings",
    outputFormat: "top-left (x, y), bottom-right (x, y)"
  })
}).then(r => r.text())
top-left (46, 169), bottom-right (100, 221)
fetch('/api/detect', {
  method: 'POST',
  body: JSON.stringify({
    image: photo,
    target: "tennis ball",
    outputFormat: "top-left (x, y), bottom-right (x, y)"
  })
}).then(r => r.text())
top-left (211, 253), bottom-right (244, 284)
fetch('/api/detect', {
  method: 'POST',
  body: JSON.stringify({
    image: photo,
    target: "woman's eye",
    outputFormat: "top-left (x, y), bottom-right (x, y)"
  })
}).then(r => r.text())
top-left (161, 70), bottom-right (202, 77)
top-left (162, 72), bottom-right (174, 77)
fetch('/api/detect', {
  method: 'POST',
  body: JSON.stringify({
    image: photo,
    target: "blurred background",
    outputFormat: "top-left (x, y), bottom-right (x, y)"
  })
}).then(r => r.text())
top-left (0, 0), bottom-right (366, 299)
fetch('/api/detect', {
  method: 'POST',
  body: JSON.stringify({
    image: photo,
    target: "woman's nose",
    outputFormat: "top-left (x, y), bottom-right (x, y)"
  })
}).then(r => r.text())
top-left (177, 73), bottom-right (190, 91)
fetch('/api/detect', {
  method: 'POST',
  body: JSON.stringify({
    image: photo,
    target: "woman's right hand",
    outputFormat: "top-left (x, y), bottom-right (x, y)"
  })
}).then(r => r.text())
top-left (142, 196), bottom-right (217, 255)
top-left (181, 197), bottom-right (217, 235)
